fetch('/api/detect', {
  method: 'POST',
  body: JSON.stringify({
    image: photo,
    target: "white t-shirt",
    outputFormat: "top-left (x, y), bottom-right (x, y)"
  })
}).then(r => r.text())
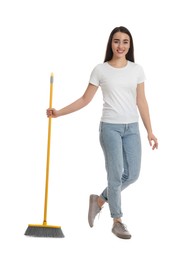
top-left (89, 61), bottom-right (146, 124)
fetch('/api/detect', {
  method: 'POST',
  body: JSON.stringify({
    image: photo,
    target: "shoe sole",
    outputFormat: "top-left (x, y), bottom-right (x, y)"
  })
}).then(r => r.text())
top-left (112, 230), bottom-right (132, 239)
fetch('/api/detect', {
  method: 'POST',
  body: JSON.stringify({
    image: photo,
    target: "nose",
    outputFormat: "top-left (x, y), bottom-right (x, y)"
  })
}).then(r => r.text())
top-left (118, 42), bottom-right (124, 48)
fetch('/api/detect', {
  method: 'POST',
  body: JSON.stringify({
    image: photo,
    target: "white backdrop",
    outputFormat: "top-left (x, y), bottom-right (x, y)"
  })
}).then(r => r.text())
top-left (0, 0), bottom-right (190, 259)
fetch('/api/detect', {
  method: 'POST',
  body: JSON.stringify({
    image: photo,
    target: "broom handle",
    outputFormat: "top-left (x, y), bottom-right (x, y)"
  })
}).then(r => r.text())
top-left (43, 73), bottom-right (54, 225)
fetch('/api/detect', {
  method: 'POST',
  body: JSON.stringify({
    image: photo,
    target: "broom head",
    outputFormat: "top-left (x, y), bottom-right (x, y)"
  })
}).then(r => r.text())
top-left (25, 224), bottom-right (64, 238)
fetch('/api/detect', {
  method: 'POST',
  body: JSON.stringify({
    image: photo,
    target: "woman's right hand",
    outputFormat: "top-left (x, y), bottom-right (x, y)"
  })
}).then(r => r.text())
top-left (46, 108), bottom-right (59, 118)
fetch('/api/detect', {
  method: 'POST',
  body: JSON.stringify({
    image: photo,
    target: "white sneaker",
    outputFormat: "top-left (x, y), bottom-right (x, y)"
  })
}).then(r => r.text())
top-left (112, 222), bottom-right (131, 239)
top-left (88, 194), bottom-right (102, 227)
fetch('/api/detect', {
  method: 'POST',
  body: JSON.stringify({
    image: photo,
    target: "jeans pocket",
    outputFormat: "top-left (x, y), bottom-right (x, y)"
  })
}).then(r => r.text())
top-left (129, 122), bottom-right (139, 134)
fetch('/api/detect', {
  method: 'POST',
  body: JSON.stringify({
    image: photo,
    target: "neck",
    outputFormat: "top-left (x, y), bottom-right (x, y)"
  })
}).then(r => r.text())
top-left (108, 58), bottom-right (128, 68)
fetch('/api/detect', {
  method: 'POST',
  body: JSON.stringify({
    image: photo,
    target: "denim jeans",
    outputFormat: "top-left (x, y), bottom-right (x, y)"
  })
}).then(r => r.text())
top-left (99, 122), bottom-right (141, 219)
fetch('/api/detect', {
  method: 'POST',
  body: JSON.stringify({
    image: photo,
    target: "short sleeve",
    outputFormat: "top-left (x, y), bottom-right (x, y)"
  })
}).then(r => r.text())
top-left (137, 65), bottom-right (146, 84)
top-left (89, 65), bottom-right (100, 87)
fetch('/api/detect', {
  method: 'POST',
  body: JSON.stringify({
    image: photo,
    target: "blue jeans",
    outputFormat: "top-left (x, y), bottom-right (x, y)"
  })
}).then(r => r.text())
top-left (99, 122), bottom-right (141, 218)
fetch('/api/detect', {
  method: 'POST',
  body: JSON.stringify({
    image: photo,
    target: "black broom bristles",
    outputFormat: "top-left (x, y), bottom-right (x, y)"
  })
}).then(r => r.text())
top-left (24, 225), bottom-right (64, 238)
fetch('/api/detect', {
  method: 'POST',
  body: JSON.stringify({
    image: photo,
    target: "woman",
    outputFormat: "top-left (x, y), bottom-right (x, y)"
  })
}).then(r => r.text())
top-left (47, 26), bottom-right (158, 239)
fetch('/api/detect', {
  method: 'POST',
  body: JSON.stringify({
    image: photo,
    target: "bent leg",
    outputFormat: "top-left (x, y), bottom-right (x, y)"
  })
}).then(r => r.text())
top-left (99, 123), bottom-right (124, 219)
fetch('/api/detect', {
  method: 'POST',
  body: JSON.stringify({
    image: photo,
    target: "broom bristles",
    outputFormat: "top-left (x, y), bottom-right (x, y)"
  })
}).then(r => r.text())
top-left (25, 225), bottom-right (64, 238)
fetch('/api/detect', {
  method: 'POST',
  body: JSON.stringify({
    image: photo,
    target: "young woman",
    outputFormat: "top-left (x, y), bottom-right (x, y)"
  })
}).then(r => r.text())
top-left (47, 26), bottom-right (158, 239)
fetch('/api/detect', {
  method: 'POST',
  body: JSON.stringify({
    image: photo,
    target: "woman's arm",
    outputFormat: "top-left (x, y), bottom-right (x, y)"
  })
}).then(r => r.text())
top-left (46, 83), bottom-right (98, 118)
top-left (136, 82), bottom-right (158, 150)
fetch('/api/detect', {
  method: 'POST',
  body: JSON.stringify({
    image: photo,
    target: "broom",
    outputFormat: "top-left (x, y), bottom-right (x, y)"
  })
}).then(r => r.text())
top-left (25, 73), bottom-right (64, 238)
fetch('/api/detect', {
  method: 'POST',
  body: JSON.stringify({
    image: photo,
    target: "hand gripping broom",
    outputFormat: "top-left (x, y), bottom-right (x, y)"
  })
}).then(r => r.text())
top-left (25, 73), bottom-right (64, 238)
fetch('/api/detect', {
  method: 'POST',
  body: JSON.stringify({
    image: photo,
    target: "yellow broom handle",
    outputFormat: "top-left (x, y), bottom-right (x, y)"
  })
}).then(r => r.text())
top-left (43, 73), bottom-right (54, 225)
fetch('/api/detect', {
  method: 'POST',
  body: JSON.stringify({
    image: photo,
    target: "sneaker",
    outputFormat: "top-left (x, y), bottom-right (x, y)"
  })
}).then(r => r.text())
top-left (88, 194), bottom-right (102, 227)
top-left (112, 222), bottom-right (131, 239)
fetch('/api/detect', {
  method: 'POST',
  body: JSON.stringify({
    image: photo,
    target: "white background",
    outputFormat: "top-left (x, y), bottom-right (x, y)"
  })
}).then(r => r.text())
top-left (0, 0), bottom-right (190, 259)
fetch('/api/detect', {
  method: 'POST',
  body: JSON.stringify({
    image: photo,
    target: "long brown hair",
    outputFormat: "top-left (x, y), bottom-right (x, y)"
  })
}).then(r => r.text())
top-left (104, 26), bottom-right (135, 62)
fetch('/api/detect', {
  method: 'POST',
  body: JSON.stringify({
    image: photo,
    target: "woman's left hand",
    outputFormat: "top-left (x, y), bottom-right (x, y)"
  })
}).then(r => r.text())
top-left (148, 133), bottom-right (158, 150)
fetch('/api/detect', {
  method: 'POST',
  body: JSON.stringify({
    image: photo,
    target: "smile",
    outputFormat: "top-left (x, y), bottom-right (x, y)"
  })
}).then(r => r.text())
top-left (117, 50), bottom-right (125, 54)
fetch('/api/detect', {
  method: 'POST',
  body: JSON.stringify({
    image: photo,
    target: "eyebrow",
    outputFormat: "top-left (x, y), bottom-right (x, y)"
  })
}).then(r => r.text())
top-left (113, 38), bottom-right (129, 41)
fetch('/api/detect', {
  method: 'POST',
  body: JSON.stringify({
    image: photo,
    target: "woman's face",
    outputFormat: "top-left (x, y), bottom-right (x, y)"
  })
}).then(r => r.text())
top-left (111, 32), bottom-right (130, 59)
